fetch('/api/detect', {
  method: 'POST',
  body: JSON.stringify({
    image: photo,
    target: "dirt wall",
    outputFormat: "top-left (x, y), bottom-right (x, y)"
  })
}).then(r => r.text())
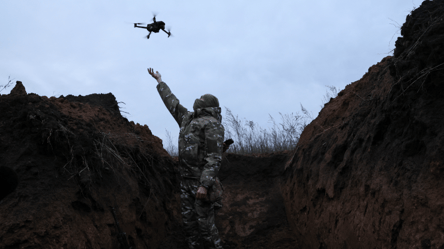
top-left (217, 152), bottom-right (296, 248)
top-left (0, 86), bottom-right (181, 249)
top-left (282, 1), bottom-right (444, 248)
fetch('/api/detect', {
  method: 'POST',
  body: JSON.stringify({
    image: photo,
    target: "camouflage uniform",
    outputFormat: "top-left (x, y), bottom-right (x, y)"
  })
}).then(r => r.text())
top-left (157, 81), bottom-right (224, 249)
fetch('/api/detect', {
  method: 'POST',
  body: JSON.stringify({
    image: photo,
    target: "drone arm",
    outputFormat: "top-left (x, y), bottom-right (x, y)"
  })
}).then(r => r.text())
top-left (161, 29), bottom-right (171, 37)
top-left (134, 25), bottom-right (148, 30)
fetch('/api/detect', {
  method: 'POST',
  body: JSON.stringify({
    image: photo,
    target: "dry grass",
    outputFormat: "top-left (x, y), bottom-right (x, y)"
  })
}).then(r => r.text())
top-left (163, 107), bottom-right (311, 155)
top-left (164, 86), bottom-right (339, 156)
top-left (0, 76), bottom-right (14, 94)
top-left (164, 129), bottom-right (178, 157)
top-left (222, 108), bottom-right (310, 154)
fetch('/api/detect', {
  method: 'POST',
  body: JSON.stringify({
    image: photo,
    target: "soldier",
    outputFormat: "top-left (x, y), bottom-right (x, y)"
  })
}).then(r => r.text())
top-left (148, 68), bottom-right (224, 249)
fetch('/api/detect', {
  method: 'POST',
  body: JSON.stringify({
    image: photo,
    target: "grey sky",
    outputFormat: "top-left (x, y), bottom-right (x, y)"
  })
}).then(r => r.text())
top-left (0, 0), bottom-right (422, 149)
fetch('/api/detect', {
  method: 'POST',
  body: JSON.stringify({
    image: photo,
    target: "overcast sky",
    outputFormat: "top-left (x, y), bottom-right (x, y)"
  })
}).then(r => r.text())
top-left (0, 0), bottom-right (422, 150)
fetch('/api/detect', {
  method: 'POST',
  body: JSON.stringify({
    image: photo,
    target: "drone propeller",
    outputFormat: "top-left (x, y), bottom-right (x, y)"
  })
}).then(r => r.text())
top-left (152, 11), bottom-right (158, 22)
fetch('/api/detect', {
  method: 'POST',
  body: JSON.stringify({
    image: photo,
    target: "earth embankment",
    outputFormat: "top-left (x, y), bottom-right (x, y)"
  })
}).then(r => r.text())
top-left (0, 83), bottom-right (295, 249)
top-left (0, 84), bottom-right (181, 249)
top-left (282, 1), bottom-right (444, 248)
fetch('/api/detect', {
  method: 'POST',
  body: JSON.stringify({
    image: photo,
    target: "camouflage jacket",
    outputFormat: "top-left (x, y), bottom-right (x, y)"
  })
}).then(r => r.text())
top-left (156, 81), bottom-right (224, 189)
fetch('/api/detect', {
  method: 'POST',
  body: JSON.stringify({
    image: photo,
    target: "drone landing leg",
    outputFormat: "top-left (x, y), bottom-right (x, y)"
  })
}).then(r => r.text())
top-left (161, 29), bottom-right (171, 37)
top-left (147, 31), bottom-right (152, 39)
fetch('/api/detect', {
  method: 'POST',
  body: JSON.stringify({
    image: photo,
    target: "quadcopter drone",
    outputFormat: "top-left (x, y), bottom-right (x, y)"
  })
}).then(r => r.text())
top-left (134, 14), bottom-right (172, 39)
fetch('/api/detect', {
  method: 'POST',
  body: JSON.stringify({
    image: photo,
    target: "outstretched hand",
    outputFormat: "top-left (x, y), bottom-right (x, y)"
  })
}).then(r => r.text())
top-left (147, 68), bottom-right (162, 83)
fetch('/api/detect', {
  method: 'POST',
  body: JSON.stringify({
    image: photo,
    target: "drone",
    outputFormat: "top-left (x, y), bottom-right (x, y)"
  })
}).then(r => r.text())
top-left (134, 14), bottom-right (172, 39)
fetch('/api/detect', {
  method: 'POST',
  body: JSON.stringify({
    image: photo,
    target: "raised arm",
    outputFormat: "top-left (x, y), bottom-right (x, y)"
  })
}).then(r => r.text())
top-left (148, 68), bottom-right (188, 126)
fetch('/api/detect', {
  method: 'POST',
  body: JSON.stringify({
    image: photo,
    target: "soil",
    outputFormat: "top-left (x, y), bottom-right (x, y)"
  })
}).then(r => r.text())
top-left (159, 152), bottom-right (296, 249)
top-left (1, 1), bottom-right (444, 248)
top-left (0, 84), bottom-right (181, 249)
top-left (283, 1), bottom-right (444, 248)
top-left (216, 152), bottom-right (296, 249)
top-left (0, 83), bottom-right (295, 249)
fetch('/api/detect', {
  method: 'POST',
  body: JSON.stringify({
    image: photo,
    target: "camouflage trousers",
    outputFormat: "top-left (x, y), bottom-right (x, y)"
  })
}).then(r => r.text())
top-left (180, 178), bottom-right (223, 249)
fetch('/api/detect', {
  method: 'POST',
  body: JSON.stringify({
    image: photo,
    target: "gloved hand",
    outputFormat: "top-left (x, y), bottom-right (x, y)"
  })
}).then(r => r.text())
top-left (147, 68), bottom-right (162, 83)
top-left (223, 139), bottom-right (234, 152)
top-left (223, 143), bottom-right (229, 153)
